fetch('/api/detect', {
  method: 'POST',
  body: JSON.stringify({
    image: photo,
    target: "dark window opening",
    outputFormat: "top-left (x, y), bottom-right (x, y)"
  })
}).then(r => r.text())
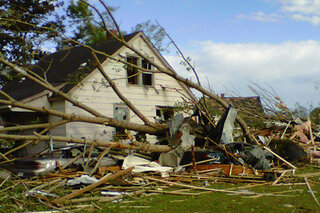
top-left (115, 127), bottom-right (127, 140)
top-left (156, 106), bottom-right (175, 122)
top-left (142, 73), bottom-right (152, 86)
top-left (142, 59), bottom-right (152, 70)
top-left (127, 57), bottom-right (138, 84)
top-left (142, 59), bottom-right (153, 86)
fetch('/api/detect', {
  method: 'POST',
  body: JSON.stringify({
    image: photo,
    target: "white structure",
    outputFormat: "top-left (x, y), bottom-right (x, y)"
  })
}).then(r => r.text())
top-left (0, 32), bottom-right (194, 155)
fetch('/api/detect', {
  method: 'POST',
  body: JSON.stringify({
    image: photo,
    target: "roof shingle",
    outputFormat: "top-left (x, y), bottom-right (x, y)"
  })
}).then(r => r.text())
top-left (1, 32), bottom-right (139, 101)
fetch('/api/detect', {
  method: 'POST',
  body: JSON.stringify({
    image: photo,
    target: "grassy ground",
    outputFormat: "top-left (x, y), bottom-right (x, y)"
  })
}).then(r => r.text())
top-left (0, 164), bottom-right (319, 212)
top-left (100, 164), bottom-right (320, 213)
top-left (101, 181), bottom-right (320, 213)
top-left (102, 187), bottom-right (319, 213)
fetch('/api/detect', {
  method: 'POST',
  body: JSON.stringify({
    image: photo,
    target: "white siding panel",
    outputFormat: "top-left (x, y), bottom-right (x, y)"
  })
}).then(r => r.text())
top-left (65, 35), bottom-right (192, 142)
top-left (49, 101), bottom-right (66, 136)
top-left (66, 122), bottom-right (114, 141)
top-left (12, 95), bottom-right (51, 112)
top-left (49, 100), bottom-right (67, 147)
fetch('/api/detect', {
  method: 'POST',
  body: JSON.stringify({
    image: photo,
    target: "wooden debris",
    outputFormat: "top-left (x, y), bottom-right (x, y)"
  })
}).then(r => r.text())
top-left (28, 179), bottom-right (62, 192)
top-left (0, 92), bottom-right (319, 212)
top-left (145, 176), bottom-right (256, 195)
top-left (263, 146), bottom-right (297, 170)
top-left (99, 189), bottom-right (146, 203)
top-left (146, 189), bottom-right (203, 196)
top-left (53, 166), bottom-right (134, 204)
top-left (272, 170), bottom-right (288, 185)
top-left (195, 164), bottom-right (263, 177)
top-left (304, 177), bottom-right (320, 207)
top-left (0, 175), bottom-right (10, 188)
top-left (90, 147), bottom-right (111, 176)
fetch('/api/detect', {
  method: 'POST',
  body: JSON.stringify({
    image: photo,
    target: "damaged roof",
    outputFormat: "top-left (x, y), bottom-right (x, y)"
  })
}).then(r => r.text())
top-left (1, 32), bottom-right (139, 102)
top-left (205, 96), bottom-right (265, 126)
top-left (206, 96), bottom-right (264, 114)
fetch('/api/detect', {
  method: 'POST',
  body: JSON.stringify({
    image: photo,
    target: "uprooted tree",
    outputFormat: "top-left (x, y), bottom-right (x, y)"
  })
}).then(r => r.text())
top-left (0, 0), bottom-right (254, 162)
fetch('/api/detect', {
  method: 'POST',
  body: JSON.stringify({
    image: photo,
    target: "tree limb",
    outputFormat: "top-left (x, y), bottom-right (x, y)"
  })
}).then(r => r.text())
top-left (91, 51), bottom-right (160, 128)
top-left (0, 134), bottom-right (172, 152)
top-left (0, 54), bottom-right (106, 118)
top-left (0, 99), bottom-right (164, 135)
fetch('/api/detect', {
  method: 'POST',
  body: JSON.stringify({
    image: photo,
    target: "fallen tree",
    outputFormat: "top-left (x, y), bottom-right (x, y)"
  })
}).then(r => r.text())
top-left (0, 134), bottom-right (172, 153)
top-left (0, 0), bottom-right (254, 160)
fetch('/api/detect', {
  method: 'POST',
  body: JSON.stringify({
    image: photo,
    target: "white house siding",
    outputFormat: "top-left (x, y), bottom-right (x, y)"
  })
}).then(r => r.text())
top-left (11, 94), bottom-right (51, 112)
top-left (48, 100), bottom-right (67, 148)
top-left (64, 34), bottom-right (191, 142)
top-left (49, 100), bottom-right (66, 136)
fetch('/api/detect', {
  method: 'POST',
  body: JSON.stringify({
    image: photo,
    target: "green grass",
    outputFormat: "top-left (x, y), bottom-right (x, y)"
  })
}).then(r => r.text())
top-left (99, 164), bottom-right (320, 213)
top-left (0, 165), bottom-right (319, 212)
top-left (99, 181), bottom-right (320, 213)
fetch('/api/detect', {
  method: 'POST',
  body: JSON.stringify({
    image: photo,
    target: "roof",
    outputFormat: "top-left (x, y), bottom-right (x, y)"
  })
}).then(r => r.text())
top-left (222, 96), bottom-right (264, 114)
top-left (205, 96), bottom-right (265, 127)
top-left (1, 32), bottom-right (139, 102)
top-left (206, 96), bottom-right (264, 113)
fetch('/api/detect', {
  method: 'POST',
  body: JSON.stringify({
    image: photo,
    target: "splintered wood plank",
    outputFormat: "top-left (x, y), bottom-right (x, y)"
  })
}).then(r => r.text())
top-left (195, 164), bottom-right (260, 176)
top-left (53, 167), bottom-right (134, 204)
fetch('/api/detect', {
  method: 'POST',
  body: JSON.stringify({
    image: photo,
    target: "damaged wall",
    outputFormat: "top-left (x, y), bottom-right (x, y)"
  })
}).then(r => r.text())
top-left (62, 34), bottom-right (192, 142)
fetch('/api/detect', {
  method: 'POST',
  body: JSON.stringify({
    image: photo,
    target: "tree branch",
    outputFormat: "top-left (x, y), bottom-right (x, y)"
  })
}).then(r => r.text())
top-left (0, 98), bottom-right (163, 135)
top-left (0, 134), bottom-right (172, 153)
top-left (0, 54), bottom-right (107, 118)
top-left (91, 51), bottom-right (160, 128)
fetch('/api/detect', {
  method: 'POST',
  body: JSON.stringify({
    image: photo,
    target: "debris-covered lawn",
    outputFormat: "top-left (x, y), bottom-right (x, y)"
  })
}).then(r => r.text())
top-left (0, 164), bottom-right (319, 212)
top-left (0, 104), bottom-right (319, 212)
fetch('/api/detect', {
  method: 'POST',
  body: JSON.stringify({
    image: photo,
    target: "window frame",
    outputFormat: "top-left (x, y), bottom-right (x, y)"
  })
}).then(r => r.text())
top-left (113, 103), bottom-right (130, 140)
top-left (126, 55), bottom-right (154, 87)
top-left (126, 56), bottom-right (139, 85)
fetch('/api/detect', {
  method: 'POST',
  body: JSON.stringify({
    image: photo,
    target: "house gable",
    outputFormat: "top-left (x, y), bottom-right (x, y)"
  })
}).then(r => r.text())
top-left (0, 32), bottom-right (194, 143)
top-left (64, 33), bottom-right (193, 140)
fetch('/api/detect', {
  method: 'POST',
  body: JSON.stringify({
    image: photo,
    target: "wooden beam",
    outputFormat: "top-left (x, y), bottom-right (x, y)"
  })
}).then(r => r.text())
top-left (53, 167), bottom-right (134, 204)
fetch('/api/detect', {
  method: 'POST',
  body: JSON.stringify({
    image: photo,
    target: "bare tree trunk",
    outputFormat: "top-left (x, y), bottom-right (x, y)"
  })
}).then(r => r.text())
top-left (0, 55), bottom-right (106, 118)
top-left (0, 99), bottom-right (165, 135)
top-left (0, 134), bottom-right (172, 152)
top-left (0, 1), bottom-right (254, 146)
top-left (91, 52), bottom-right (161, 129)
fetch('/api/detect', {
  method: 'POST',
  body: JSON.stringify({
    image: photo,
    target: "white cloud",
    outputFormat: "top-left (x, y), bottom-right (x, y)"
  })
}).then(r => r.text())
top-left (165, 40), bottom-right (320, 107)
top-left (291, 14), bottom-right (320, 25)
top-left (280, 0), bottom-right (320, 15)
top-left (236, 12), bottom-right (282, 22)
top-left (279, 0), bottom-right (320, 25)
top-left (236, 0), bottom-right (320, 25)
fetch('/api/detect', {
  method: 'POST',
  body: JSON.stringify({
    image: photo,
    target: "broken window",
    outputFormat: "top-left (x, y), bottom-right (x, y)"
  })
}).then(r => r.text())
top-left (113, 103), bottom-right (130, 140)
top-left (126, 56), bottom-right (154, 86)
top-left (142, 73), bottom-right (152, 86)
top-left (156, 106), bottom-right (175, 122)
top-left (142, 59), bottom-right (153, 86)
top-left (126, 57), bottom-right (138, 84)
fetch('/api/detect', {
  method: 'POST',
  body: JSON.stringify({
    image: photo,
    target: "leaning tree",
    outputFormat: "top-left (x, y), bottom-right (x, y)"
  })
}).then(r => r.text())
top-left (0, 0), bottom-right (254, 163)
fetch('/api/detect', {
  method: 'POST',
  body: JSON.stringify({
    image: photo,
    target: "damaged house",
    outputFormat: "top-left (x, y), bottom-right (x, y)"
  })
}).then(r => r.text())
top-left (0, 32), bottom-right (194, 156)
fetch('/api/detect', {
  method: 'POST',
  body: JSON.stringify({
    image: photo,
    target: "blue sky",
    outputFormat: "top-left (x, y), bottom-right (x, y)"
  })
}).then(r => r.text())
top-left (107, 0), bottom-right (320, 43)
top-left (97, 0), bottom-right (320, 109)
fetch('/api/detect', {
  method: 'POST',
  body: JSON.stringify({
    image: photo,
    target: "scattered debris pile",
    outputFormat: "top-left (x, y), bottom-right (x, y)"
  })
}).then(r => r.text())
top-left (0, 104), bottom-right (319, 211)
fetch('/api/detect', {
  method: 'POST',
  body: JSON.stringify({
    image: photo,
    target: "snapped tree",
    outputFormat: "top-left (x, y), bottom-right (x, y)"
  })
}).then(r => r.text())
top-left (0, 0), bottom-right (254, 162)
top-left (0, 0), bottom-right (167, 85)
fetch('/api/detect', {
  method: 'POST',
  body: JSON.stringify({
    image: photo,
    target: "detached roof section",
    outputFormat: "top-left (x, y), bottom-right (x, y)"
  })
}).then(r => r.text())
top-left (206, 95), bottom-right (265, 127)
top-left (206, 95), bottom-right (264, 114)
top-left (1, 32), bottom-right (139, 101)
top-left (222, 96), bottom-right (264, 114)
